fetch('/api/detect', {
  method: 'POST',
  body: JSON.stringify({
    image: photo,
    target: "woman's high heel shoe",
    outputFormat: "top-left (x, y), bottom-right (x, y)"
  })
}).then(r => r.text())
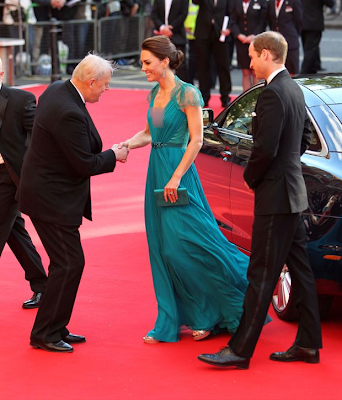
top-left (143, 336), bottom-right (160, 344)
top-left (192, 330), bottom-right (211, 341)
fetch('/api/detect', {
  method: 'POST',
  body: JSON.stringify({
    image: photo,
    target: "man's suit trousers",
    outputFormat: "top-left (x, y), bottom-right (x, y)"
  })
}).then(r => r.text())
top-left (30, 219), bottom-right (85, 343)
top-left (0, 164), bottom-right (47, 293)
top-left (301, 30), bottom-right (322, 73)
top-left (229, 213), bottom-right (322, 358)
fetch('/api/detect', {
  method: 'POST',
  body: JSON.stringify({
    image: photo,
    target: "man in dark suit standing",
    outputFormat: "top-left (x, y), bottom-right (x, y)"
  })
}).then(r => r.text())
top-left (192, 0), bottom-right (232, 107)
top-left (17, 54), bottom-right (129, 353)
top-left (300, 0), bottom-right (334, 74)
top-left (198, 31), bottom-right (322, 369)
top-left (151, 0), bottom-right (189, 82)
top-left (0, 58), bottom-right (47, 309)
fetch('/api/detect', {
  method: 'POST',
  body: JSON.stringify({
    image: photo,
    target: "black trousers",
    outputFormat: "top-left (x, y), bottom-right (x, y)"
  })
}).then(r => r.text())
top-left (30, 219), bottom-right (85, 343)
top-left (0, 164), bottom-right (47, 293)
top-left (301, 30), bottom-right (322, 74)
top-left (195, 28), bottom-right (232, 105)
top-left (229, 213), bottom-right (322, 359)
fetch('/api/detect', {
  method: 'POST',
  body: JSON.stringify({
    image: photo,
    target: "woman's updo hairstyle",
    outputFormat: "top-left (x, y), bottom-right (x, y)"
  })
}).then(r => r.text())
top-left (141, 35), bottom-right (184, 71)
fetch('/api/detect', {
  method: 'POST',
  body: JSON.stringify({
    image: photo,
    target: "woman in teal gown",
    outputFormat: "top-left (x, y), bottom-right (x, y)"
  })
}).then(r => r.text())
top-left (120, 36), bottom-right (256, 343)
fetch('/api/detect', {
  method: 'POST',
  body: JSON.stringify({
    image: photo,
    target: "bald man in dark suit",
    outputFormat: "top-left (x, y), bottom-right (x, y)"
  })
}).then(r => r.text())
top-left (17, 54), bottom-right (129, 353)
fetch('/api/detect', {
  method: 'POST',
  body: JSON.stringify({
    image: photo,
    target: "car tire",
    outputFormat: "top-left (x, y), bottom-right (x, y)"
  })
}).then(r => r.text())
top-left (272, 267), bottom-right (334, 321)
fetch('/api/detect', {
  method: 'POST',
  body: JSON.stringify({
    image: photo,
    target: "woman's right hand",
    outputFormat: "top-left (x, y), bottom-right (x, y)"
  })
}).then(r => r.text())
top-left (118, 141), bottom-right (130, 149)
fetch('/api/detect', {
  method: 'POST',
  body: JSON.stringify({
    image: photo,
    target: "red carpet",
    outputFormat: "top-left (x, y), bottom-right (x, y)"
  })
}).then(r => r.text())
top-left (1, 86), bottom-right (341, 400)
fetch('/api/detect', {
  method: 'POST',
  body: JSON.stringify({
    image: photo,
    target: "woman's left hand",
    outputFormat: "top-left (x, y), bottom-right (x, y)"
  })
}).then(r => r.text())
top-left (164, 176), bottom-right (181, 203)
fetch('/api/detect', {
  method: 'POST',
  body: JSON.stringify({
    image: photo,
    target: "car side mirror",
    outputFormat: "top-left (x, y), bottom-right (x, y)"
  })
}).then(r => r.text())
top-left (203, 108), bottom-right (214, 129)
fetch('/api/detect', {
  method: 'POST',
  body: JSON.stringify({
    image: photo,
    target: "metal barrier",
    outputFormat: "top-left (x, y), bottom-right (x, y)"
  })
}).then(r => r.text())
top-left (0, 2), bottom-right (148, 81)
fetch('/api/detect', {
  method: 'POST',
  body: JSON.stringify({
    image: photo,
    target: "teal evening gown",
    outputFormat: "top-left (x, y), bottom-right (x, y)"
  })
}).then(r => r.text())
top-left (145, 76), bottom-right (251, 342)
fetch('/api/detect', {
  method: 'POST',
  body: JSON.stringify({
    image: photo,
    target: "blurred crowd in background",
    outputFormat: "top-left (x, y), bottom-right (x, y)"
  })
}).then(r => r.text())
top-left (0, 0), bottom-right (339, 100)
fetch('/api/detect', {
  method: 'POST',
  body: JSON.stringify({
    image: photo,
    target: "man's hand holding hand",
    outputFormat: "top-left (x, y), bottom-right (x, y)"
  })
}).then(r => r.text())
top-left (112, 144), bottom-right (129, 163)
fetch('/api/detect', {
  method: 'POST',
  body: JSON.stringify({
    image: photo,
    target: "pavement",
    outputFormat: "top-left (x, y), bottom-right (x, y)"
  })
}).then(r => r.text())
top-left (324, 8), bottom-right (342, 29)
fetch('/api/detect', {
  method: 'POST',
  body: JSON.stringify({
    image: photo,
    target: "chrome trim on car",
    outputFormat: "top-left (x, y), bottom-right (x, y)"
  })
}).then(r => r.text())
top-left (305, 107), bottom-right (330, 158)
top-left (219, 129), bottom-right (253, 141)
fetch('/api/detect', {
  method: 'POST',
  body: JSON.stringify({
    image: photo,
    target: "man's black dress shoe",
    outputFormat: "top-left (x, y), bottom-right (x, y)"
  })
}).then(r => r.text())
top-left (198, 346), bottom-right (250, 369)
top-left (63, 333), bottom-right (86, 343)
top-left (270, 344), bottom-right (319, 363)
top-left (22, 292), bottom-right (43, 309)
top-left (30, 340), bottom-right (73, 353)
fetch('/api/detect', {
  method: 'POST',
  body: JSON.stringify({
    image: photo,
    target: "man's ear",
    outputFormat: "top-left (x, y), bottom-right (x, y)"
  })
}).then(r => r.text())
top-left (261, 49), bottom-right (268, 60)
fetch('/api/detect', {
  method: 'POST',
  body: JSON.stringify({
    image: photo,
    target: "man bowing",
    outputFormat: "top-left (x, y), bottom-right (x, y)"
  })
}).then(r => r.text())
top-left (17, 53), bottom-right (129, 353)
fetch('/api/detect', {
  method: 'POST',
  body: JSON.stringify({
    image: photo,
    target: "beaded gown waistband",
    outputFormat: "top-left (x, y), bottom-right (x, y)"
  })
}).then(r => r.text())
top-left (151, 142), bottom-right (186, 149)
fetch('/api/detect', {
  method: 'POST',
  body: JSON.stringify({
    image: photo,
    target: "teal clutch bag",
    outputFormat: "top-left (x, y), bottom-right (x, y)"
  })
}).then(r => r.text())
top-left (154, 188), bottom-right (189, 207)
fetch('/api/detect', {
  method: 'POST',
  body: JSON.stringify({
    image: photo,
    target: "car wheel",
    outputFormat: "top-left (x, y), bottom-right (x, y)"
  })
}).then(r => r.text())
top-left (272, 265), bottom-right (299, 321)
top-left (272, 267), bottom-right (335, 321)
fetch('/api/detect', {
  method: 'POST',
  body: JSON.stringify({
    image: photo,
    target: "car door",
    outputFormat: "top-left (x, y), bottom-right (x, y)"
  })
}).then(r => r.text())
top-left (219, 86), bottom-right (263, 253)
top-left (196, 113), bottom-right (235, 242)
top-left (197, 85), bottom-right (263, 247)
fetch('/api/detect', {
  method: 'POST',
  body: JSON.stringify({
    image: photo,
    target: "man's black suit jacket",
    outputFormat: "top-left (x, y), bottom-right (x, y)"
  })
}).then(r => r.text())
top-left (244, 70), bottom-right (312, 216)
top-left (0, 85), bottom-right (36, 184)
top-left (301, 0), bottom-right (334, 31)
top-left (18, 80), bottom-right (116, 226)
top-left (268, 0), bottom-right (302, 50)
top-left (193, 0), bottom-right (230, 40)
top-left (151, 0), bottom-right (189, 46)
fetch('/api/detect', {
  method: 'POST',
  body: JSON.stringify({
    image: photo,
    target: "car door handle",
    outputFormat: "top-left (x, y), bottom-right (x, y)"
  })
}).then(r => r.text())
top-left (220, 150), bottom-right (232, 161)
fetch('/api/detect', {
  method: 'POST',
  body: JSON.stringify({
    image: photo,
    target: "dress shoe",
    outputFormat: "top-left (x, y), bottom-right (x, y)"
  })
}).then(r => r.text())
top-left (198, 346), bottom-right (250, 369)
top-left (63, 333), bottom-right (86, 344)
top-left (270, 344), bottom-right (319, 363)
top-left (30, 340), bottom-right (73, 353)
top-left (22, 292), bottom-right (43, 309)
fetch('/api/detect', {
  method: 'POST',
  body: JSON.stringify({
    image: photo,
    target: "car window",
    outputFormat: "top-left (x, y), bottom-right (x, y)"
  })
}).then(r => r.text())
top-left (308, 121), bottom-right (322, 152)
top-left (222, 87), bottom-right (263, 135)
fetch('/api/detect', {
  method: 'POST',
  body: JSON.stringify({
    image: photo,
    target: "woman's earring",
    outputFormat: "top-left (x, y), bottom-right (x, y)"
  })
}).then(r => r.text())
top-left (162, 68), bottom-right (166, 78)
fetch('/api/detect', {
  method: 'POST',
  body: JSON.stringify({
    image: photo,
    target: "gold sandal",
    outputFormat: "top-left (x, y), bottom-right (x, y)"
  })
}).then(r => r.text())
top-left (192, 330), bottom-right (211, 341)
top-left (143, 335), bottom-right (160, 344)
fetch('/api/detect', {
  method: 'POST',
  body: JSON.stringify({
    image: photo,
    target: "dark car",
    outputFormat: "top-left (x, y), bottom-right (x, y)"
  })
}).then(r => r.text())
top-left (196, 74), bottom-right (342, 320)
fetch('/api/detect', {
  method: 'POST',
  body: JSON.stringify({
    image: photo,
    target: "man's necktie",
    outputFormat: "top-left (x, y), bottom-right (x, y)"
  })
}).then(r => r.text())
top-left (276, 0), bottom-right (281, 7)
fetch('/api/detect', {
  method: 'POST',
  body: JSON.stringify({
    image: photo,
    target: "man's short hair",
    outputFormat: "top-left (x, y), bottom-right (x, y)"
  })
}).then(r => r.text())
top-left (252, 31), bottom-right (288, 64)
top-left (72, 53), bottom-right (116, 82)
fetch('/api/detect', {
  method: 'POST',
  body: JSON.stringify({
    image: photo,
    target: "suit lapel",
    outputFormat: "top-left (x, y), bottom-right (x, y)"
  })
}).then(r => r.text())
top-left (270, 0), bottom-right (277, 19)
top-left (65, 80), bottom-right (102, 152)
top-left (160, 0), bottom-right (165, 21)
top-left (83, 104), bottom-right (103, 152)
top-left (0, 86), bottom-right (9, 131)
